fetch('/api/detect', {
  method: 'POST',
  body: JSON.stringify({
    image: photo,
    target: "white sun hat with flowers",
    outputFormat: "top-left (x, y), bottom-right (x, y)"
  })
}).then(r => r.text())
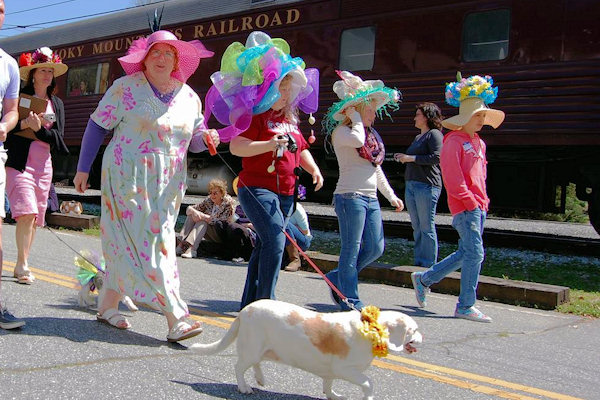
top-left (442, 72), bottom-right (505, 130)
top-left (322, 70), bottom-right (401, 136)
top-left (18, 47), bottom-right (68, 81)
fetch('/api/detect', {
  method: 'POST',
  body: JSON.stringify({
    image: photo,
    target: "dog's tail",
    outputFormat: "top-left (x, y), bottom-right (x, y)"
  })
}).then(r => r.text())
top-left (189, 316), bottom-right (240, 355)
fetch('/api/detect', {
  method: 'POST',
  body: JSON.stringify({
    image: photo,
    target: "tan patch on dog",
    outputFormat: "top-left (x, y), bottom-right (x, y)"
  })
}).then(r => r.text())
top-left (303, 315), bottom-right (349, 358)
top-left (287, 310), bottom-right (304, 326)
top-left (262, 349), bottom-right (280, 361)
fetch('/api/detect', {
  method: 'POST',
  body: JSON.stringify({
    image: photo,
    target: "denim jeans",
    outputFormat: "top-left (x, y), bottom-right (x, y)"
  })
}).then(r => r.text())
top-left (420, 208), bottom-right (486, 309)
top-left (238, 186), bottom-right (293, 310)
top-left (326, 193), bottom-right (385, 311)
top-left (405, 180), bottom-right (441, 267)
top-left (285, 223), bottom-right (312, 251)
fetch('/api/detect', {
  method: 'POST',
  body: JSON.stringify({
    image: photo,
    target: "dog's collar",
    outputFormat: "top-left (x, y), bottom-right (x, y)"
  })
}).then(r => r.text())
top-left (359, 306), bottom-right (389, 358)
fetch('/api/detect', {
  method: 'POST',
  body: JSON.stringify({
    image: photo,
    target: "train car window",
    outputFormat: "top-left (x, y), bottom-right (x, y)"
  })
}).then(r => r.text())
top-left (339, 26), bottom-right (376, 71)
top-left (462, 9), bottom-right (510, 62)
top-left (67, 63), bottom-right (110, 97)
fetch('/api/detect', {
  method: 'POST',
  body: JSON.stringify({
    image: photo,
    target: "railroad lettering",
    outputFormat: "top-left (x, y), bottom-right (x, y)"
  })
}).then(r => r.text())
top-left (255, 14), bottom-right (269, 29)
top-left (287, 8), bottom-right (300, 24)
top-left (228, 19), bottom-right (239, 33)
top-left (241, 16), bottom-right (253, 32)
top-left (270, 12), bottom-right (282, 27)
top-left (192, 8), bottom-right (300, 38)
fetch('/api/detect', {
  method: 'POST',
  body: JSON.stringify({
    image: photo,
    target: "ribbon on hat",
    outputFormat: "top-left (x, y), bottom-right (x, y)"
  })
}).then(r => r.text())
top-left (203, 31), bottom-right (319, 142)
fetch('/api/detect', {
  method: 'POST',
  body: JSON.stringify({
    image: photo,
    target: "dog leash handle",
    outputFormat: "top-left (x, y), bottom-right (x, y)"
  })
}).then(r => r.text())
top-left (205, 133), bottom-right (217, 156)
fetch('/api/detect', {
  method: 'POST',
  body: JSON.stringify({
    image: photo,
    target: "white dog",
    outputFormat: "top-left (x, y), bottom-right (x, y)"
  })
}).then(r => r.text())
top-left (190, 299), bottom-right (422, 400)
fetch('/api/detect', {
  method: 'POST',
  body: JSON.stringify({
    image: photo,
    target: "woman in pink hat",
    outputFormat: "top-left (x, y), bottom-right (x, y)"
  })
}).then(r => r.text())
top-left (5, 46), bottom-right (69, 285)
top-left (73, 30), bottom-right (219, 342)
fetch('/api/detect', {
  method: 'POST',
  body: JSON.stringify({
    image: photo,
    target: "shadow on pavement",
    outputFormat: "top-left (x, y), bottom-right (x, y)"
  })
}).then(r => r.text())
top-left (2, 316), bottom-right (165, 346)
top-left (171, 380), bottom-right (322, 400)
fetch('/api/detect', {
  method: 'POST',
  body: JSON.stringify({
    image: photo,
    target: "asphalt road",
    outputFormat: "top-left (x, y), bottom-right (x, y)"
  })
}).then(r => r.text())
top-left (1, 224), bottom-right (598, 400)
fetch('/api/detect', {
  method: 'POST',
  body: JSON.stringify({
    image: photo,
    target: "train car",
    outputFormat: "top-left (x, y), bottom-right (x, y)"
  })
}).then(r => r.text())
top-left (1, 0), bottom-right (599, 232)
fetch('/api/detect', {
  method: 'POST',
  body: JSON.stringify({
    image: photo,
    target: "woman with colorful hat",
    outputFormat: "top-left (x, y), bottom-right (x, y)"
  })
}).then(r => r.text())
top-left (411, 74), bottom-right (505, 323)
top-left (323, 71), bottom-right (403, 311)
top-left (208, 31), bottom-right (322, 310)
top-left (72, 30), bottom-right (219, 341)
top-left (5, 46), bottom-right (69, 285)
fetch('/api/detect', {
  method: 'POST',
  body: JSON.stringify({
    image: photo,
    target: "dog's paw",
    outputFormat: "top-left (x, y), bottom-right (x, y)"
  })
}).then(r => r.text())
top-left (253, 364), bottom-right (265, 386)
top-left (237, 383), bottom-right (254, 394)
top-left (326, 393), bottom-right (346, 400)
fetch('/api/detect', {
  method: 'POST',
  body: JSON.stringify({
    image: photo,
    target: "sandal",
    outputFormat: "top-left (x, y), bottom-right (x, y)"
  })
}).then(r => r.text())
top-left (97, 308), bottom-right (131, 330)
top-left (167, 319), bottom-right (203, 342)
top-left (14, 269), bottom-right (35, 285)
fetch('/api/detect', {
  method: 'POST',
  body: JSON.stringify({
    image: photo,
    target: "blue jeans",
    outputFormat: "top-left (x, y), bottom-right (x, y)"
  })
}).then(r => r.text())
top-left (285, 223), bottom-right (312, 251)
top-left (326, 193), bottom-right (385, 311)
top-left (405, 181), bottom-right (441, 267)
top-left (420, 208), bottom-right (486, 309)
top-left (238, 186), bottom-right (293, 310)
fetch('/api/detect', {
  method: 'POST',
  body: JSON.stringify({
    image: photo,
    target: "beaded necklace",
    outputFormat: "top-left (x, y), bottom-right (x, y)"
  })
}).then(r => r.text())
top-left (148, 80), bottom-right (177, 104)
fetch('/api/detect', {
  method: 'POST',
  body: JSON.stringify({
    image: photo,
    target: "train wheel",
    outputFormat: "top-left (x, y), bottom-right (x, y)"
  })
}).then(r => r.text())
top-left (589, 185), bottom-right (600, 235)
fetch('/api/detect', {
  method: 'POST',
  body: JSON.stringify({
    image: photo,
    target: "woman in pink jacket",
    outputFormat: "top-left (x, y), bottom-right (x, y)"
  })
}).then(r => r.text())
top-left (410, 74), bottom-right (504, 323)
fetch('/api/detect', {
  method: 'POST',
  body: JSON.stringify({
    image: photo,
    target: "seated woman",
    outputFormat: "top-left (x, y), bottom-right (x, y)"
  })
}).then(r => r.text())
top-left (176, 178), bottom-right (234, 258)
top-left (282, 185), bottom-right (312, 272)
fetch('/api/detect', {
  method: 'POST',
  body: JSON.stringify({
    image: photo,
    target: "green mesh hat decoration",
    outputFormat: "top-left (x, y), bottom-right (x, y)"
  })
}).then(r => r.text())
top-left (322, 70), bottom-right (401, 136)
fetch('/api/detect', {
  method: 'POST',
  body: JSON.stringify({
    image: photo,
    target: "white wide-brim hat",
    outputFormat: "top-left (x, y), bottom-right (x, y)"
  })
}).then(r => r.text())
top-left (330, 71), bottom-right (399, 121)
top-left (442, 97), bottom-right (505, 130)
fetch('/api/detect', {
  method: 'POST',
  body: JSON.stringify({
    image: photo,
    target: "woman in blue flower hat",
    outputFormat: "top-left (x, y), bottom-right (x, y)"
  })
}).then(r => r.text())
top-left (206, 31), bottom-right (322, 309)
top-left (411, 74), bottom-right (505, 323)
top-left (322, 70), bottom-right (403, 311)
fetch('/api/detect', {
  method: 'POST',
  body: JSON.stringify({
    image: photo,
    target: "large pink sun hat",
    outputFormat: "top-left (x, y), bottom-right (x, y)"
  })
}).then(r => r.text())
top-left (118, 30), bottom-right (214, 83)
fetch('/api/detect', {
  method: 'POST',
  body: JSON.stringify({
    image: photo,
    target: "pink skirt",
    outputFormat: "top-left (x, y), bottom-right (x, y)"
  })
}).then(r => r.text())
top-left (6, 141), bottom-right (53, 227)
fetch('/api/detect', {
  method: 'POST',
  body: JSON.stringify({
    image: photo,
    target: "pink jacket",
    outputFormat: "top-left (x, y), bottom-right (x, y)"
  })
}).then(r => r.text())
top-left (440, 130), bottom-right (490, 215)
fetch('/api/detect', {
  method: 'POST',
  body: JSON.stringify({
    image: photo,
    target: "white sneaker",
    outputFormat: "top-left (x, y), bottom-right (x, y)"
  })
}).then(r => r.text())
top-left (181, 249), bottom-right (196, 259)
top-left (232, 257), bottom-right (245, 263)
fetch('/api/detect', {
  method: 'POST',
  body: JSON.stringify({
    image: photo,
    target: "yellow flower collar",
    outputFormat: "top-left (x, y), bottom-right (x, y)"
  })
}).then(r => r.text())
top-left (359, 306), bottom-right (389, 358)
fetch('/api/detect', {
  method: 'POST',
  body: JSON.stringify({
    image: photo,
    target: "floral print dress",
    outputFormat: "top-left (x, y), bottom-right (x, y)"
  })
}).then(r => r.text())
top-left (91, 72), bottom-right (205, 319)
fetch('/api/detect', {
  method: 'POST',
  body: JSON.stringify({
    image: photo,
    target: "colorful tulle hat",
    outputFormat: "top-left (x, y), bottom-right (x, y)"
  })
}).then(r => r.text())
top-left (204, 31), bottom-right (319, 142)
top-left (18, 47), bottom-right (68, 81)
top-left (442, 73), bottom-right (505, 130)
top-left (322, 70), bottom-right (401, 136)
top-left (118, 30), bottom-right (214, 83)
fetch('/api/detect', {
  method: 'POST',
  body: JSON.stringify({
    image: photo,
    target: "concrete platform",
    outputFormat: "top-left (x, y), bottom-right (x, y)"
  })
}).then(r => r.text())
top-left (45, 212), bottom-right (99, 230)
top-left (300, 251), bottom-right (570, 310)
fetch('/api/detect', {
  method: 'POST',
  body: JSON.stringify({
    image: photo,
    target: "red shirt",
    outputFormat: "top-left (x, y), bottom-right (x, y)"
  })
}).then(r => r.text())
top-left (237, 111), bottom-right (309, 195)
top-left (440, 130), bottom-right (490, 215)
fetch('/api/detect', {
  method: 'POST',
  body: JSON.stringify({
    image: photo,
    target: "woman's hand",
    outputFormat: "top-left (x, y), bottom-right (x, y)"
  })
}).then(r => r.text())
top-left (394, 153), bottom-right (416, 163)
top-left (391, 198), bottom-right (404, 212)
top-left (73, 172), bottom-right (90, 194)
top-left (311, 169), bottom-right (324, 191)
top-left (25, 111), bottom-right (42, 132)
top-left (268, 134), bottom-right (289, 152)
top-left (203, 129), bottom-right (220, 147)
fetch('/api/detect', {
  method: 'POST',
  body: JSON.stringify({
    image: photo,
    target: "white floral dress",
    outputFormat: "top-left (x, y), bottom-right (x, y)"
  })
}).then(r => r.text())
top-left (91, 72), bottom-right (205, 318)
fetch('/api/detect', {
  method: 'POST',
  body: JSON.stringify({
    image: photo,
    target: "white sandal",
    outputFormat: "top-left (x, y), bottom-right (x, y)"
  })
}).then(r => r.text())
top-left (97, 308), bottom-right (131, 330)
top-left (167, 319), bottom-right (203, 342)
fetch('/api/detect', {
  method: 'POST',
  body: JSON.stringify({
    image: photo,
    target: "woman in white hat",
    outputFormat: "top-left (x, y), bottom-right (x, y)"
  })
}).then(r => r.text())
top-left (322, 71), bottom-right (403, 311)
top-left (73, 30), bottom-right (218, 341)
top-left (411, 74), bottom-right (505, 323)
top-left (5, 46), bottom-right (69, 285)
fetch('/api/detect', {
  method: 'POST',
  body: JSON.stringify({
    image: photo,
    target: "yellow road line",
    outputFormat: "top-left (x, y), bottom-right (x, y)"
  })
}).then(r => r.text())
top-left (385, 354), bottom-right (581, 400)
top-left (8, 262), bottom-right (583, 400)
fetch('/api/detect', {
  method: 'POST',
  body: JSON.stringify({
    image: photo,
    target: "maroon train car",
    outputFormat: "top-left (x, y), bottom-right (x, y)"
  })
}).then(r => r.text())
top-left (1, 0), bottom-right (599, 232)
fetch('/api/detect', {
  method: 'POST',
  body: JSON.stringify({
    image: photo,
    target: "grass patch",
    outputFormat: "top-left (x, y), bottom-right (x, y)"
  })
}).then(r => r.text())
top-left (311, 230), bottom-right (600, 318)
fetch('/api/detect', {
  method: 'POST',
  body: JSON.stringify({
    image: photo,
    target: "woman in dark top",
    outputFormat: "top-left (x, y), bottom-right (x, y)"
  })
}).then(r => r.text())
top-left (6, 47), bottom-right (69, 284)
top-left (395, 102), bottom-right (443, 267)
